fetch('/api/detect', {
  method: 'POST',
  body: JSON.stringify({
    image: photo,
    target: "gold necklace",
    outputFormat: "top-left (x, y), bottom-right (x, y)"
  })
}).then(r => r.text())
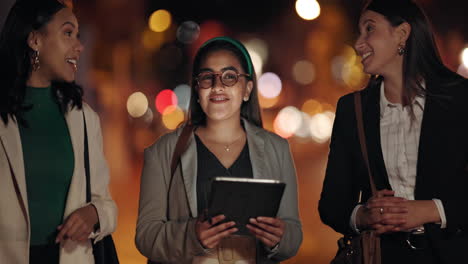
top-left (221, 134), bottom-right (245, 152)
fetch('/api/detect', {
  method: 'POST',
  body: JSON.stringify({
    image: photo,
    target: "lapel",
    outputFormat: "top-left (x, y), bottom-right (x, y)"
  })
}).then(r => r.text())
top-left (414, 82), bottom-right (452, 198)
top-left (361, 81), bottom-right (391, 190)
top-left (62, 106), bottom-right (85, 217)
top-left (0, 117), bottom-right (29, 221)
top-left (243, 120), bottom-right (267, 180)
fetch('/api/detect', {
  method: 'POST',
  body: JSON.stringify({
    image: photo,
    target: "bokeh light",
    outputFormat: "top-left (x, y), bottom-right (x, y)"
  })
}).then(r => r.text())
top-left (295, 0), bottom-right (321, 21)
top-left (462, 47), bottom-right (468, 68)
top-left (245, 38), bottom-right (269, 62)
top-left (274, 106), bottom-right (302, 138)
top-left (155, 89), bottom-right (178, 114)
top-left (143, 108), bottom-right (154, 124)
top-left (162, 105), bottom-right (185, 130)
top-left (126, 92), bottom-right (148, 118)
top-left (174, 84), bottom-right (191, 111)
top-left (294, 112), bottom-right (312, 138)
top-left (176, 21), bottom-right (200, 44)
top-left (309, 112), bottom-right (334, 143)
top-left (301, 99), bottom-right (322, 116)
top-left (141, 29), bottom-right (165, 51)
top-left (259, 93), bottom-right (280, 109)
top-left (149, 9), bottom-right (172, 32)
top-left (292, 60), bottom-right (316, 85)
top-left (247, 49), bottom-right (264, 76)
top-left (258, 72), bottom-right (282, 99)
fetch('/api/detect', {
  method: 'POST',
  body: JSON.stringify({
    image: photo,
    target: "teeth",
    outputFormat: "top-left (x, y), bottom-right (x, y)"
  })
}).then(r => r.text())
top-left (211, 97), bottom-right (228, 101)
top-left (66, 59), bottom-right (77, 65)
top-left (362, 52), bottom-right (372, 60)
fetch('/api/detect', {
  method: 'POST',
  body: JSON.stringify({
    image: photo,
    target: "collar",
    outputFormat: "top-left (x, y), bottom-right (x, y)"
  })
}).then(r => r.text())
top-left (379, 81), bottom-right (425, 118)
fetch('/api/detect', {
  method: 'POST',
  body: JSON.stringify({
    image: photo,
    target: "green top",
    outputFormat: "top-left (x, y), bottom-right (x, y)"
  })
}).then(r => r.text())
top-left (18, 86), bottom-right (74, 246)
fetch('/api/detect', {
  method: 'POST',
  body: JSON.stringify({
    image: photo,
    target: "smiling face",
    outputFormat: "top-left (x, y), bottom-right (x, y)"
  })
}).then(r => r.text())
top-left (28, 7), bottom-right (83, 85)
top-left (354, 10), bottom-right (408, 77)
top-left (196, 49), bottom-right (253, 124)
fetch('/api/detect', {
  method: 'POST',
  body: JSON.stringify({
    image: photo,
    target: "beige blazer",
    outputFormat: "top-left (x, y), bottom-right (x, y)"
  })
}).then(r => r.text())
top-left (136, 120), bottom-right (302, 264)
top-left (0, 103), bottom-right (117, 264)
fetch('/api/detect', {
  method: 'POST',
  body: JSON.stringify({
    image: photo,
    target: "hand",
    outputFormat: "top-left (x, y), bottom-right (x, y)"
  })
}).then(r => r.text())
top-left (55, 204), bottom-right (99, 243)
top-left (389, 200), bottom-right (441, 231)
top-left (246, 217), bottom-right (285, 248)
top-left (358, 189), bottom-right (408, 234)
top-left (195, 214), bottom-right (238, 249)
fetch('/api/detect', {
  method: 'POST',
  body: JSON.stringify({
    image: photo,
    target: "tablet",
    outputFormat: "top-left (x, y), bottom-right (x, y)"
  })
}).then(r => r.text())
top-left (207, 177), bottom-right (286, 234)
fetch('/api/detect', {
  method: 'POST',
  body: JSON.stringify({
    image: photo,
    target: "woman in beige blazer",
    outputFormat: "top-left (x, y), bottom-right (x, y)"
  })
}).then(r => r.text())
top-left (136, 37), bottom-right (302, 264)
top-left (0, 1), bottom-right (117, 263)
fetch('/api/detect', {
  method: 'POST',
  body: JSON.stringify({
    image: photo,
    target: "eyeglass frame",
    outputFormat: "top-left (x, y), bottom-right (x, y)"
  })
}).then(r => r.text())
top-left (195, 69), bottom-right (251, 89)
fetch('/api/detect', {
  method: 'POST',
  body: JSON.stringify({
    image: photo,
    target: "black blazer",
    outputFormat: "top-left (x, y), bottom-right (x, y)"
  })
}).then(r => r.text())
top-left (319, 77), bottom-right (468, 263)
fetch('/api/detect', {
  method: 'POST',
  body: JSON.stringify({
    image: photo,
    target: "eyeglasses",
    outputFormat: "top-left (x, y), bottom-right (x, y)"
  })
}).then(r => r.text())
top-left (195, 69), bottom-right (250, 89)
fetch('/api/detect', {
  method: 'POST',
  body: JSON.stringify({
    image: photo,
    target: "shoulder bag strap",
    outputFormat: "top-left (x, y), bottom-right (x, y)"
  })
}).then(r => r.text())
top-left (353, 92), bottom-right (377, 196)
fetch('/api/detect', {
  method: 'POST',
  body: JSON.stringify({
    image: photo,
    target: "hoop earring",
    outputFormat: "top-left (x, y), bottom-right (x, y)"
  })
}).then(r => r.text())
top-left (32, 50), bottom-right (40, 71)
top-left (397, 45), bottom-right (405, 56)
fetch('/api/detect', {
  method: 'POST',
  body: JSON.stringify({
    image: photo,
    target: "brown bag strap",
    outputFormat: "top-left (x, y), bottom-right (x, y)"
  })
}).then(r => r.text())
top-left (170, 124), bottom-right (194, 177)
top-left (354, 92), bottom-right (381, 264)
top-left (354, 92), bottom-right (377, 195)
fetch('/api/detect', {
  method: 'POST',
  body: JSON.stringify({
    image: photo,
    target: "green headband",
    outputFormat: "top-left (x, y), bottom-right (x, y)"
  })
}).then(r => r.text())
top-left (200, 36), bottom-right (254, 77)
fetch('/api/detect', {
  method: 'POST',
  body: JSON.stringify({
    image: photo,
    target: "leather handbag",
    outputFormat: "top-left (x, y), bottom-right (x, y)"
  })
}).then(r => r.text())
top-left (83, 112), bottom-right (120, 264)
top-left (330, 92), bottom-right (381, 264)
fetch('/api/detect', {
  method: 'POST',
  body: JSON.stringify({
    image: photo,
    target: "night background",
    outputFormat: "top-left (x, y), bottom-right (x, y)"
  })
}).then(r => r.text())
top-left (1, 0), bottom-right (467, 263)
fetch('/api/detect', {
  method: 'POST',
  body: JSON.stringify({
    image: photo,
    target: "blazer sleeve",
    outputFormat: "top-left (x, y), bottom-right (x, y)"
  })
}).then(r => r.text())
top-left (268, 137), bottom-right (303, 261)
top-left (86, 106), bottom-right (118, 241)
top-left (318, 96), bottom-right (361, 235)
top-left (135, 141), bottom-right (206, 262)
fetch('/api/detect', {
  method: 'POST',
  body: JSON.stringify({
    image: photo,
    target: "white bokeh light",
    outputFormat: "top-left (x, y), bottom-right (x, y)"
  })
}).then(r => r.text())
top-left (258, 72), bottom-right (282, 98)
top-left (309, 112), bottom-right (334, 143)
top-left (248, 49), bottom-right (264, 76)
top-left (245, 38), bottom-right (268, 63)
top-left (295, 0), bottom-right (321, 21)
top-left (127, 92), bottom-right (148, 118)
top-left (460, 47), bottom-right (468, 68)
top-left (274, 106), bottom-right (302, 138)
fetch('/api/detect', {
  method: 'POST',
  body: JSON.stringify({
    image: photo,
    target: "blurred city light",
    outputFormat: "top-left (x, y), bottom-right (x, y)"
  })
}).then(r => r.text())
top-left (309, 112), bottom-right (334, 143)
top-left (141, 29), bottom-right (165, 51)
top-left (258, 72), bottom-right (282, 98)
top-left (127, 92), bottom-right (148, 118)
top-left (274, 106), bottom-right (302, 138)
top-left (244, 38), bottom-right (269, 62)
top-left (462, 47), bottom-right (468, 68)
top-left (149, 9), bottom-right (172, 32)
top-left (301, 99), bottom-right (322, 116)
top-left (174, 84), bottom-right (191, 111)
top-left (259, 93), bottom-right (280, 109)
top-left (162, 105), bottom-right (185, 130)
top-left (155, 89), bottom-right (178, 114)
top-left (176, 21), bottom-right (200, 44)
top-left (248, 49), bottom-right (264, 76)
top-left (295, 0), bottom-right (321, 21)
top-left (294, 112), bottom-right (312, 138)
top-left (292, 60), bottom-right (316, 85)
top-left (143, 108), bottom-right (154, 124)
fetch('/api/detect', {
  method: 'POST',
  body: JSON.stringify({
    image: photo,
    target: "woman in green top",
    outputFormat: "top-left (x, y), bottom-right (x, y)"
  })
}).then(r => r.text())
top-left (0, 0), bottom-right (117, 263)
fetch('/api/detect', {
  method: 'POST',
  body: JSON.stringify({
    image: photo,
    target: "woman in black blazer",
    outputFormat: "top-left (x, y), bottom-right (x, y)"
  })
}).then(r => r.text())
top-left (319, 0), bottom-right (467, 263)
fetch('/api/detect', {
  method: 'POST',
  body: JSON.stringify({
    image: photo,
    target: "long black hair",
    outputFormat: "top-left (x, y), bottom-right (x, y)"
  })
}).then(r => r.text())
top-left (189, 38), bottom-right (263, 128)
top-left (363, 0), bottom-right (465, 105)
top-left (0, 0), bottom-right (83, 125)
